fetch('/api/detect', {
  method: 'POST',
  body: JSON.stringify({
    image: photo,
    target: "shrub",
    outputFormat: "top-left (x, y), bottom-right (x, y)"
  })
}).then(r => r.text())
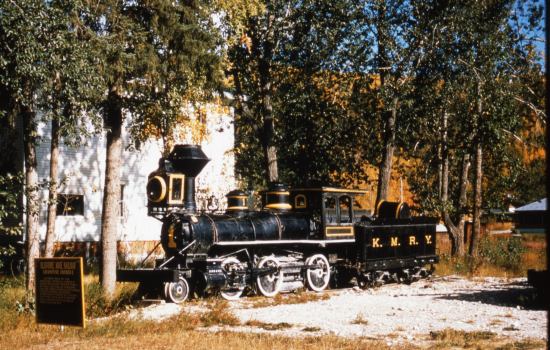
top-left (478, 236), bottom-right (525, 271)
top-left (0, 173), bottom-right (24, 236)
top-left (85, 281), bottom-right (138, 318)
top-left (0, 276), bottom-right (28, 332)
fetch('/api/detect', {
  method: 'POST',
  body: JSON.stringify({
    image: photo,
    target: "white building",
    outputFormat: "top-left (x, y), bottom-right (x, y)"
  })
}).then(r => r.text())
top-left (33, 106), bottom-right (235, 256)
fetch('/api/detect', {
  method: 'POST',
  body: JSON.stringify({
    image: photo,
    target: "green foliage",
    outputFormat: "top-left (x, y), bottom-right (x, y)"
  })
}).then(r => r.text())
top-left (438, 254), bottom-right (483, 276)
top-left (0, 173), bottom-right (24, 236)
top-left (0, 245), bottom-right (16, 270)
top-left (230, 1), bottom-right (377, 188)
top-left (438, 235), bottom-right (527, 275)
top-left (83, 0), bottom-right (223, 154)
top-left (478, 236), bottom-right (526, 271)
top-left (85, 281), bottom-right (138, 318)
top-left (404, 0), bottom-right (544, 219)
top-left (39, 1), bottom-right (105, 144)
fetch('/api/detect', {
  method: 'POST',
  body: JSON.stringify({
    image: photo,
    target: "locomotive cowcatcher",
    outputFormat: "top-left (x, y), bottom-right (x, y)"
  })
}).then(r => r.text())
top-left (116, 144), bottom-right (439, 303)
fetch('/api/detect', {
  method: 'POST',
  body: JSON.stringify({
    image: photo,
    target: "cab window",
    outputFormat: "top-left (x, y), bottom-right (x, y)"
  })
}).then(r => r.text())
top-left (324, 196), bottom-right (337, 223)
top-left (339, 195), bottom-right (352, 223)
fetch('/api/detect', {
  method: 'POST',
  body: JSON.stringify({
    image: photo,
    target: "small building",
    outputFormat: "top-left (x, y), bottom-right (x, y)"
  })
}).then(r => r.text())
top-left (514, 198), bottom-right (546, 234)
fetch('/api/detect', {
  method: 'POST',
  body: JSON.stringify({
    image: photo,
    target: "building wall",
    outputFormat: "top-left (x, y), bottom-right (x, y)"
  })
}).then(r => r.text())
top-left (35, 107), bottom-right (235, 244)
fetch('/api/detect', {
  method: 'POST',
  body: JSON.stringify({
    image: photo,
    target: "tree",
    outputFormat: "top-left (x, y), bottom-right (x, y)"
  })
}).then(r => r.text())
top-left (227, 1), bottom-right (299, 185)
top-left (230, 0), bottom-right (375, 189)
top-left (41, 0), bottom-right (103, 258)
top-left (86, 0), bottom-right (222, 297)
top-left (406, 0), bottom-right (544, 256)
top-left (0, 0), bottom-right (95, 290)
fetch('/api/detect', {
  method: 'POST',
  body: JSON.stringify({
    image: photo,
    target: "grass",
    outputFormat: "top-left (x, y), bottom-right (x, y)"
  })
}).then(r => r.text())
top-left (85, 278), bottom-right (139, 318)
top-left (435, 234), bottom-right (546, 278)
top-left (351, 313), bottom-right (369, 325)
top-left (428, 329), bottom-right (546, 350)
top-left (244, 319), bottom-right (294, 330)
top-left (199, 299), bottom-right (240, 327)
top-left (429, 328), bottom-right (497, 348)
top-left (0, 274), bottom-right (546, 350)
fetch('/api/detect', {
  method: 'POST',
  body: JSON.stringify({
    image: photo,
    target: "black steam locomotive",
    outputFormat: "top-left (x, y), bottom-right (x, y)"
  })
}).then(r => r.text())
top-left (117, 144), bottom-right (439, 303)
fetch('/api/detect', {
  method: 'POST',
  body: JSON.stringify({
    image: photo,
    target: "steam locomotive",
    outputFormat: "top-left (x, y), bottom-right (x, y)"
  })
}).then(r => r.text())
top-left (117, 144), bottom-right (439, 303)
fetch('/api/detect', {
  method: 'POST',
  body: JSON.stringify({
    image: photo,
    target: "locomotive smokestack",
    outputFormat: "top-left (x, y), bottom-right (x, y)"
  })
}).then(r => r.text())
top-left (167, 144), bottom-right (210, 212)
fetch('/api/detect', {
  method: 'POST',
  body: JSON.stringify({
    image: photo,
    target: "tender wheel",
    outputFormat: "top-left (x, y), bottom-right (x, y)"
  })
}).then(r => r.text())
top-left (164, 277), bottom-right (189, 304)
top-left (305, 254), bottom-right (330, 292)
top-left (256, 256), bottom-right (283, 297)
top-left (220, 257), bottom-right (246, 300)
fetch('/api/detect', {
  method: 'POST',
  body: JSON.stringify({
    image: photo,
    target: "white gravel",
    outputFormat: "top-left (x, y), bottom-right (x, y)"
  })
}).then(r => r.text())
top-left (128, 276), bottom-right (547, 343)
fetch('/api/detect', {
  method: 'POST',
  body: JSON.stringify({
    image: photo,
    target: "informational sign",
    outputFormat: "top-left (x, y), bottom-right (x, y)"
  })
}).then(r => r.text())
top-left (35, 257), bottom-right (86, 327)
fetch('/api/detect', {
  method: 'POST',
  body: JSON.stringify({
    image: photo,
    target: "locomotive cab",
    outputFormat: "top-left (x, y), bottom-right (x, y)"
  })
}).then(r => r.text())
top-left (289, 187), bottom-right (369, 240)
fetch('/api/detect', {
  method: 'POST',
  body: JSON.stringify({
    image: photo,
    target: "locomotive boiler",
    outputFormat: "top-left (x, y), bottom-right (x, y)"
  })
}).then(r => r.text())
top-left (117, 144), bottom-right (439, 303)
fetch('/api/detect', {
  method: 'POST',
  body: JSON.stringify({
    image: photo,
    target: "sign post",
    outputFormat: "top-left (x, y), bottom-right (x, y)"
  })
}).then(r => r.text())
top-left (35, 257), bottom-right (86, 328)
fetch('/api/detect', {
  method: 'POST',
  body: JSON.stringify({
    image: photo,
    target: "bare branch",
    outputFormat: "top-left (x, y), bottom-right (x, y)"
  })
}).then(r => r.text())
top-left (513, 96), bottom-right (547, 124)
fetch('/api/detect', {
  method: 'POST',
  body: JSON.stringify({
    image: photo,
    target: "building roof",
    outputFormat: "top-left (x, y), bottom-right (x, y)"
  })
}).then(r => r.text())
top-left (515, 198), bottom-right (546, 212)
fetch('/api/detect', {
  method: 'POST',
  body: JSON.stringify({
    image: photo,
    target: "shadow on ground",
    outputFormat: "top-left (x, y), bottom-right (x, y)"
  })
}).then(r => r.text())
top-left (435, 281), bottom-right (547, 311)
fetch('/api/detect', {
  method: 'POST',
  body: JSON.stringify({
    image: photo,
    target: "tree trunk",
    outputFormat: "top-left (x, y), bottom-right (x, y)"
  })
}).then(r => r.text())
top-left (100, 89), bottom-right (122, 299)
top-left (469, 143), bottom-right (482, 256)
top-left (44, 118), bottom-right (60, 258)
top-left (374, 1), bottom-right (395, 208)
top-left (440, 110), bottom-right (449, 202)
top-left (375, 98), bottom-right (397, 208)
top-left (443, 153), bottom-right (470, 257)
top-left (258, 19), bottom-right (279, 183)
top-left (22, 105), bottom-right (40, 292)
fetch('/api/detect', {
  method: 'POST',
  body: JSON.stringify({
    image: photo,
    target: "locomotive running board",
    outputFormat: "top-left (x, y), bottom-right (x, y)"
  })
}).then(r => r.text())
top-left (214, 239), bottom-right (355, 247)
top-left (117, 268), bottom-right (183, 283)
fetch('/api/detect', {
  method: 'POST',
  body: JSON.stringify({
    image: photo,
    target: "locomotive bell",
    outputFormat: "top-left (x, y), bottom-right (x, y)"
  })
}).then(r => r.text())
top-left (167, 144), bottom-right (210, 212)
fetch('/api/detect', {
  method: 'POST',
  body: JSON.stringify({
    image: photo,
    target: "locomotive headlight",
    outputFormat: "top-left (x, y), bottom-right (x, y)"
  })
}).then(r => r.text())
top-left (147, 176), bottom-right (167, 203)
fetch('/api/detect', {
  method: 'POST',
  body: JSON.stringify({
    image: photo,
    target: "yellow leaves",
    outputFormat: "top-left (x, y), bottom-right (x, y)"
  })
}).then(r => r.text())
top-left (214, 0), bottom-right (264, 44)
top-left (240, 33), bottom-right (252, 53)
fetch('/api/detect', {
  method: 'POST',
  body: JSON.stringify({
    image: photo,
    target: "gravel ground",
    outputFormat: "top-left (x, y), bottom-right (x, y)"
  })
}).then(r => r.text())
top-left (129, 275), bottom-right (547, 343)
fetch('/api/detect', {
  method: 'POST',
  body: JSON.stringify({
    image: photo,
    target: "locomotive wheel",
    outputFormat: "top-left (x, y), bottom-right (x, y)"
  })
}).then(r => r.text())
top-left (164, 277), bottom-right (190, 304)
top-left (305, 254), bottom-right (331, 292)
top-left (220, 257), bottom-right (246, 300)
top-left (256, 256), bottom-right (283, 297)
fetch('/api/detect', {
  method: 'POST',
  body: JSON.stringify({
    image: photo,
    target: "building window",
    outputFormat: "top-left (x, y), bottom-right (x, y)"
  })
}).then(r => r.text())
top-left (56, 194), bottom-right (84, 216)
